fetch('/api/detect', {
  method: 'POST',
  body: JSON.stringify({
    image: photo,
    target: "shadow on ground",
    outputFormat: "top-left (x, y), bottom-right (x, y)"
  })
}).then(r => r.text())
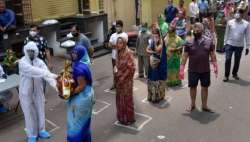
top-left (182, 109), bottom-right (220, 124)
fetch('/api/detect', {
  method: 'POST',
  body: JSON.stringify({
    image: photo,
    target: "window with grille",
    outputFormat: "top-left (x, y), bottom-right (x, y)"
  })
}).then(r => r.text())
top-left (99, 0), bottom-right (104, 11)
top-left (78, 0), bottom-right (90, 13)
top-left (22, 0), bottom-right (33, 25)
top-left (31, 0), bottom-right (78, 22)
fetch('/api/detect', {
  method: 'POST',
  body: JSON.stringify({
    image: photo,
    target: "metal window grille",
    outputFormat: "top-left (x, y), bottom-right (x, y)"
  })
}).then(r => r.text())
top-left (99, 0), bottom-right (104, 11)
top-left (22, 0), bottom-right (33, 25)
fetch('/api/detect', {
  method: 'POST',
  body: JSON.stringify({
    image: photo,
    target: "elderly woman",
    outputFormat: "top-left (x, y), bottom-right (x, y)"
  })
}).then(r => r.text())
top-left (114, 37), bottom-right (136, 125)
top-left (203, 17), bottom-right (217, 46)
top-left (165, 25), bottom-right (184, 87)
top-left (147, 29), bottom-right (167, 103)
top-left (67, 45), bottom-right (94, 142)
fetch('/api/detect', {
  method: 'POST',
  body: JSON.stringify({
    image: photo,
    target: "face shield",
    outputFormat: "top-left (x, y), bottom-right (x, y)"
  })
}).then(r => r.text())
top-left (27, 49), bottom-right (35, 61)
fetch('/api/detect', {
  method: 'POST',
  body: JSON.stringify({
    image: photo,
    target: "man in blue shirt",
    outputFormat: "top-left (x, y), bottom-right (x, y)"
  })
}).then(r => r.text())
top-left (0, 0), bottom-right (16, 54)
top-left (0, 0), bottom-right (16, 32)
top-left (164, 0), bottom-right (178, 24)
top-left (198, 0), bottom-right (209, 21)
top-left (68, 25), bottom-right (93, 64)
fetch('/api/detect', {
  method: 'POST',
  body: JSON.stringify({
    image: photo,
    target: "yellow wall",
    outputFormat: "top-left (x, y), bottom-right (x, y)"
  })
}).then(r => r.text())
top-left (141, 0), bottom-right (192, 26)
top-left (151, 0), bottom-right (167, 24)
top-left (90, 0), bottom-right (99, 12)
top-left (103, 0), bottom-right (136, 30)
top-left (31, 0), bottom-right (78, 22)
top-left (141, 0), bottom-right (152, 25)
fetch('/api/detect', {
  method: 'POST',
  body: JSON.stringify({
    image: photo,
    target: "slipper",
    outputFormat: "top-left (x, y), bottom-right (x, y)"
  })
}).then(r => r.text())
top-left (202, 108), bottom-right (215, 113)
top-left (186, 106), bottom-right (196, 112)
top-left (39, 131), bottom-right (51, 139)
top-left (109, 85), bottom-right (116, 90)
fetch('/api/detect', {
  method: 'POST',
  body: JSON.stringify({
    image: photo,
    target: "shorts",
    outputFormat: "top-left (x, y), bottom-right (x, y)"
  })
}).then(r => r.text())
top-left (188, 72), bottom-right (210, 87)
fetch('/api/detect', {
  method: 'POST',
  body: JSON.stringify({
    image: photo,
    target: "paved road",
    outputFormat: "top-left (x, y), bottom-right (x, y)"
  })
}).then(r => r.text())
top-left (1, 52), bottom-right (250, 142)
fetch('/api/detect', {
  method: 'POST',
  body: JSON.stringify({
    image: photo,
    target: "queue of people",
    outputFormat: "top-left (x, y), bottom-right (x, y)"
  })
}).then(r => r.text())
top-left (131, 0), bottom-right (249, 118)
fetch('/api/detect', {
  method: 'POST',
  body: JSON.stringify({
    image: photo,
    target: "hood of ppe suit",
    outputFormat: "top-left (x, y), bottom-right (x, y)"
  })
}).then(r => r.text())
top-left (23, 41), bottom-right (39, 60)
top-left (72, 45), bottom-right (87, 61)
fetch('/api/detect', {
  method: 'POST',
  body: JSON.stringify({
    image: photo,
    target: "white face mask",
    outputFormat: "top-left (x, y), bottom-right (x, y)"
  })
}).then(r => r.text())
top-left (234, 13), bottom-right (241, 19)
top-left (29, 31), bottom-right (37, 37)
top-left (116, 27), bottom-right (122, 33)
top-left (67, 32), bottom-right (74, 38)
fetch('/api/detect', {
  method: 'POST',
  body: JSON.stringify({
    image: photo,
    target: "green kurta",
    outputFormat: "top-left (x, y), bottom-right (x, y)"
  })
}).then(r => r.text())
top-left (164, 34), bottom-right (184, 87)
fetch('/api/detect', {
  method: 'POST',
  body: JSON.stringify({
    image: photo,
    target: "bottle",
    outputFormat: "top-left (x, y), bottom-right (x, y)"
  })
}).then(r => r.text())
top-left (61, 60), bottom-right (73, 99)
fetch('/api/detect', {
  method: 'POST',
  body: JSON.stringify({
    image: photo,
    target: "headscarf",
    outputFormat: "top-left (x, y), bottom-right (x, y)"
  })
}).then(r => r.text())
top-left (72, 45), bottom-right (86, 61)
top-left (72, 45), bottom-right (92, 86)
top-left (116, 37), bottom-right (129, 58)
top-left (158, 14), bottom-right (169, 36)
top-left (73, 44), bottom-right (90, 65)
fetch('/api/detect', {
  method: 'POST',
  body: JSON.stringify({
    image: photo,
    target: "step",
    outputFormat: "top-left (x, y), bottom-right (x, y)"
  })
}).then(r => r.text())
top-left (84, 32), bottom-right (92, 38)
top-left (57, 37), bottom-right (70, 43)
top-left (93, 42), bottom-right (104, 50)
top-left (59, 30), bottom-right (92, 38)
top-left (93, 48), bottom-right (111, 58)
top-left (59, 29), bottom-right (71, 36)
top-left (90, 38), bottom-right (98, 44)
top-left (60, 22), bottom-right (76, 29)
top-left (57, 36), bottom-right (98, 44)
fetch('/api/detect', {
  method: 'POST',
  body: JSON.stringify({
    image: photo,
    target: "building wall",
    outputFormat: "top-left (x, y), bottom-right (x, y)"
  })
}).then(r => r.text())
top-left (31, 0), bottom-right (78, 22)
top-left (151, 0), bottom-right (167, 24)
top-left (141, 0), bottom-right (152, 25)
top-left (90, 0), bottom-right (99, 12)
top-left (103, 0), bottom-right (136, 30)
top-left (141, 0), bottom-right (191, 26)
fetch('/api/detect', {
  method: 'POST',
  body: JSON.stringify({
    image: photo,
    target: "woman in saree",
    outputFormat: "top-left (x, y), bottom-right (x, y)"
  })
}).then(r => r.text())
top-left (114, 37), bottom-right (136, 125)
top-left (146, 28), bottom-right (167, 103)
top-left (67, 45), bottom-right (94, 142)
top-left (165, 25), bottom-right (184, 87)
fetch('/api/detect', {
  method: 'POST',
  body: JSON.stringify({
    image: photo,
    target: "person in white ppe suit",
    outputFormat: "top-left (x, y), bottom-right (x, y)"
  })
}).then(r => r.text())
top-left (19, 41), bottom-right (58, 142)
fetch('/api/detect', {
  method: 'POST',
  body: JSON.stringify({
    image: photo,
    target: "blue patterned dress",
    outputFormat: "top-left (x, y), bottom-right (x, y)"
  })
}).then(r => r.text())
top-left (67, 46), bottom-right (94, 142)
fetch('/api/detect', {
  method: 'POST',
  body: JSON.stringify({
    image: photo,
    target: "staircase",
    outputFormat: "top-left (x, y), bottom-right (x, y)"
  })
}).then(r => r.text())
top-left (57, 21), bottom-right (110, 58)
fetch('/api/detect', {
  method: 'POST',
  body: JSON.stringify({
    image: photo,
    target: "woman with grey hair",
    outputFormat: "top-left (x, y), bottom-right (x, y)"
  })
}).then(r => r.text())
top-left (203, 17), bottom-right (217, 46)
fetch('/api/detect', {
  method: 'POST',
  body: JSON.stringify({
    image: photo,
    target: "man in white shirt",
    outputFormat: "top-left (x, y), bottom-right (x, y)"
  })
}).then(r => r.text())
top-left (109, 20), bottom-right (128, 90)
top-left (223, 8), bottom-right (250, 82)
top-left (189, 0), bottom-right (199, 24)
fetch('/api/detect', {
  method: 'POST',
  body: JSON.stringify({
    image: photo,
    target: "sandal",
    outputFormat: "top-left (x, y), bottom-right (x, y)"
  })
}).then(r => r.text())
top-left (202, 108), bottom-right (215, 113)
top-left (186, 106), bottom-right (196, 112)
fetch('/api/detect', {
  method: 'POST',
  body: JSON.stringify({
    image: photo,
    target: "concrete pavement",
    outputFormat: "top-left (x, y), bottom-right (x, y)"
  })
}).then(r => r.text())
top-left (1, 52), bottom-right (250, 142)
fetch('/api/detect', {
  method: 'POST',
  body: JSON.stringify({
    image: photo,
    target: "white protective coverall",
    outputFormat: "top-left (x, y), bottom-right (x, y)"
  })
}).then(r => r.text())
top-left (0, 65), bottom-right (4, 76)
top-left (19, 41), bottom-right (57, 138)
